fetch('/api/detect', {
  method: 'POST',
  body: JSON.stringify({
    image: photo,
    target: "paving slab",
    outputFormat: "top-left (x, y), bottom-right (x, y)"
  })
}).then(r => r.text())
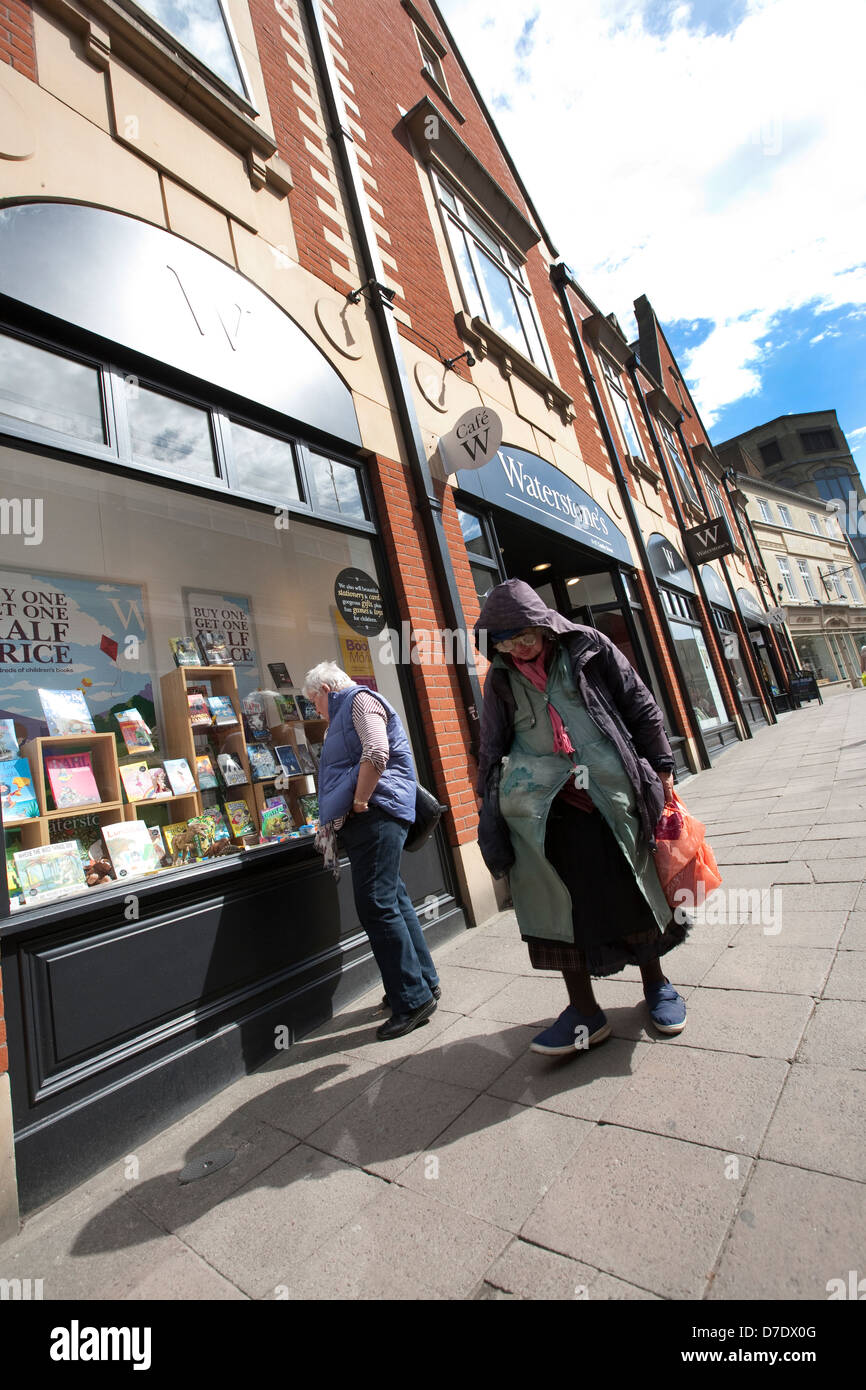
top-left (822, 950), bottom-right (866, 1001)
top-left (521, 1124), bottom-right (751, 1300)
top-left (436, 930), bottom-right (552, 976)
top-left (759, 1064), bottom-right (866, 1182)
top-left (714, 841), bottom-right (802, 864)
top-left (429, 963), bottom-right (516, 1014)
top-left (656, 986), bottom-right (814, 1059)
top-left (397, 1093), bottom-right (592, 1233)
top-left (303, 1067), bottom-right (478, 1180)
top-left (396, 1015), bottom-right (539, 1091)
top-left (709, 1161), bottom-right (866, 1300)
top-left (602, 1046), bottom-right (789, 1155)
top-left (472, 973), bottom-right (577, 1025)
top-left (488, 1036), bottom-right (653, 1121)
top-left (477, 1235), bottom-right (658, 1300)
top-left (265, 1183), bottom-right (510, 1300)
top-left (176, 1144), bottom-right (387, 1299)
top-left (701, 942), bottom-right (834, 996)
top-left (241, 1051), bottom-right (388, 1141)
top-left (732, 914), bottom-right (847, 951)
top-left (840, 914), bottom-right (866, 950)
top-left (806, 857), bottom-right (866, 882)
top-left (797, 998), bottom-right (866, 1069)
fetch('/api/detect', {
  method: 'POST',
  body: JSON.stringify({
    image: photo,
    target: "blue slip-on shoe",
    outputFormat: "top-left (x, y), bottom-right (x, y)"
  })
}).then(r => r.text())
top-left (644, 978), bottom-right (687, 1034)
top-left (530, 1004), bottom-right (611, 1056)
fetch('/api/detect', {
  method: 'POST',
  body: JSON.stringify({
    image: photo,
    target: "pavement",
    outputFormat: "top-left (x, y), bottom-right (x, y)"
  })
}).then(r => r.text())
top-left (1, 685), bottom-right (865, 1301)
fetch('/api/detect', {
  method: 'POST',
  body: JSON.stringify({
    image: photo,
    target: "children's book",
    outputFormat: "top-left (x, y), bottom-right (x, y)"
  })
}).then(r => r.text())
top-left (115, 708), bottom-right (154, 754)
top-left (38, 688), bottom-right (95, 736)
top-left (196, 630), bottom-right (232, 666)
top-left (45, 752), bottom-right (101, 809)
top-left (6, 848), bottom-right (21, 897)
top-left (194, 753), bottom-right (218, 789)
top-left (187, 810), bottom-right (231, 849)
top-left (0, 758), bottom-right (40, 821)
top-left (148, 766), bottom-right (172, 797)
top-left (241, 692), bottom-right (269, 741)
top-left (274, 744), bottom-right (302, 778)
top-left (169, 637), bottom-right (200, 667)
top-left (164, 758), bottom-right (197, 796)
top-left (298, 792), bottom-right (319, 824)
top-left (119, 761), bottom-right (159, 803)
top-left (207, 695), bottom-right (238, 727)
top-left (265, 794), bottom-right (291, 815)
top-left (14, 841), bottom-right (87, 898)
top-left (217, 752), bottom-right (247, 787)
top-left (224, 799), bottom-right (255, 837)
top-left (188, 693), bottom-right (213, 727)
top-left (264, 691), bottom-right (300, 725)
top-left (0, 718), bottom-right (19, 759)
top-left (246, 743), bottom-right (279, 781)
top-left (163, 820), bottom-right (202, 862)
top-left (267, 662), bottom-right (293, 691)
top-left (102, 820), bottom-right (161, 879)
top-left (147, 824), bottom-right (170, 865)
top-left (260, 805), bottom-right (292, 839)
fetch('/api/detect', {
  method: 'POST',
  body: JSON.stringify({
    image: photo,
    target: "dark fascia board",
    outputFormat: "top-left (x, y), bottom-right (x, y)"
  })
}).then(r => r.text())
top-left (402, 97), bottom-right (540, 256)
top-left (647, 385), bottom-right (682, 429)
top-left (428, 0), bottom-right (558, 260)
top-left (633, 294), bottom-right (663, 383)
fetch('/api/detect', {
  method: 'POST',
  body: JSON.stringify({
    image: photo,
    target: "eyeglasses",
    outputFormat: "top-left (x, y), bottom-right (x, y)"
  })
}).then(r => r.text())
top-left (494, 629), bottom-right (542, 652)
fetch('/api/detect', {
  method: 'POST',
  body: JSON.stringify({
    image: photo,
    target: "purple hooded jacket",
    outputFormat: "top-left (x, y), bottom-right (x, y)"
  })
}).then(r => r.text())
top-left (474, 579), bottom-right (674, 852)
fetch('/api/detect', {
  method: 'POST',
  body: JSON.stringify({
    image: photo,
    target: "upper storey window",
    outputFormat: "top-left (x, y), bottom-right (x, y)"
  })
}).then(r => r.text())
top-left (432, 171), bottom-right (551, 374)
top-left (129, 0), bottom-right (250, 99)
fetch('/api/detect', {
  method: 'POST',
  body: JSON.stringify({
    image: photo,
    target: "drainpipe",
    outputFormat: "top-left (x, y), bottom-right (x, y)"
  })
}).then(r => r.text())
top-left (672, 422), bottom-right (774, 727)
top-left (301, 0), bottom-right (483, 754)
top-left (551, 263), bottom-right (711, 770)
top-left (629, 366), bottom-right (752, 742)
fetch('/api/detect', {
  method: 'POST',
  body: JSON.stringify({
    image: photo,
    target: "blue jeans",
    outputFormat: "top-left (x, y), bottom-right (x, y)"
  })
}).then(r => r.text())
top-left (337, 805), bottom-right (439, 1013)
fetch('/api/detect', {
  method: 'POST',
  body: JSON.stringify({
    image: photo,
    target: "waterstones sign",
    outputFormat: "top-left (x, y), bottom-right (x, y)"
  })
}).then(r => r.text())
top-left (683, 516), bottom-right (736, 566)
top-left (456, 446), bottom-right (632, 565)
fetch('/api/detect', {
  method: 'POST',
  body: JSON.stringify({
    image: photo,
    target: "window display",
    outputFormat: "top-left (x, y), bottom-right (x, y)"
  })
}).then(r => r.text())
top-left (0, 444), bottom-right (409, 913)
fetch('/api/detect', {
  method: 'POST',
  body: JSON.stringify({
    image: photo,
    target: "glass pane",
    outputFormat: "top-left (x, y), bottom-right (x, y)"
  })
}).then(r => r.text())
top-left (230, 422), bottom-right (301, 504)
top-left (305, 453), bottom-right (366, 519)
top-left (457, 508), bottom-right (492, 557)
top-left (514, 290), bottom-right (548, 370)
top-left (0, 335), bottom-right (105, 444)
top-left (615, 394), bottom-right (645, 461)
top-left (470, 562), bottom-right (496, 602)
top-left (475, 247), bottom-right (529, 357)
top-left (134, 0), bottom-right (246, 96)
top-left (445, 219), bottom-right (485, 320)
top-left (128, 387), bottom-right (217, 479)
top-left (670, 621), bottom-right (728, 729)
top-left (460, 204), bottom-right (502, 260)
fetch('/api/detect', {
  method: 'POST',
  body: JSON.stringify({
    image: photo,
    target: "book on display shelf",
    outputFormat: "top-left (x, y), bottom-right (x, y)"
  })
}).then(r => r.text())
top-left (241, 692), bottom-right (269, 741)
top-left (224, 799), bottom-right (255, 837)
top-left (188, 693), bottom-right (213, 727)
top-left (147, 824), bottom-right (170, 866)
top-left (294, 741), bottom-right (317, 776)
top-left (246, 743), bottom-right (279, 781)
top-left (187, 811), bottom-right (231, 849)
top-left (38, 688), bottom-right (96, 736)
top-left (163, 820), bottom-right (201, 862)
top-left (102, 820), bottom-right (162, 879)
top-left (196, 630), bottom-right (232, 666)
top-left (119, 761), bottom-right (162, 803)
top-left (115, 708), bottom-right (154, 754)
top-left (164, 758), bottom-right (197, 796)
top-left (169, 637), bottom-right (200, 667)
top-left (194, 753), bottom-right (218, 789)
top-left (45, 752), bottom-right (101, 809)
top-left (260, 805), bottom-right (292, 840)
top-left (267, 662), bottom-right (293, 691)
top-left (264, 794), bottom-right (290, 815)
top-left (1, 758), bottom-right (40, 822)
top-left (207, 696), bottom-right (238, 727)
top-left (14, 841), bottom-right (87, 898)
top-left (298, 793), bottom-right (319, 824)
top-left (0, 718), bottom-right (19, 759)
top-left (274, 745), bottom-right (302, 778)
top-left (217, 752), bottom-right (247, 787)
top-left (295, 693), bottom-right (319, 720)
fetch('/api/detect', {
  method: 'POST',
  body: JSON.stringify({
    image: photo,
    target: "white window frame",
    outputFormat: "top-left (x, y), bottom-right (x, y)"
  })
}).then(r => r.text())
top-left (809, 513), bottom-right (822, 534)
top-left (777, 555), bottom-right (798, 599)
top-left (778, 504), bottom-right (793, 528)
top-left (416, 29), bottom-right (449, 92)
top-left (796, 559), bottom-right (817, 599)
top-left (127, 0), bottom-right (252, 103)
top-left (758, 499), bottom-right (773, 523)
top-left (600, 358), bottom-right (646, 463)
top-left (659, 420), bottom-right (700, 506)
top-left (432, 170), bottom-right (551, 375)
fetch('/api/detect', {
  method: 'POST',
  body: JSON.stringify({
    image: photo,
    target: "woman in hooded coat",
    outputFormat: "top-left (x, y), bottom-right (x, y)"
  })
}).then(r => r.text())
top-left (475, 578), bottom-right (688, 1054)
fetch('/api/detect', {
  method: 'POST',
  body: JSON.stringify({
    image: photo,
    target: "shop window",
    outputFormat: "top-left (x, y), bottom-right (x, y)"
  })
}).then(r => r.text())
top-left (128, 386), bottom-right (219, 481)
top-left (129, 0), bottom-right (250, 100)
top-left (0, 334), bottom-right (106, 446)
top-left (600, 358), bottom-right (646, 462)
top-left (713, 607), bottom-right (756, 699)
top-left (0, 446), bottom-right (407, 917)
top-left (432, 171), bottom-right (551, 373)
top-left (303, 452), bottom-right (366, 520)
top-left (228, 421), bottom-right (302, 504)
top-left (668, 620), bottom-right (727, 729)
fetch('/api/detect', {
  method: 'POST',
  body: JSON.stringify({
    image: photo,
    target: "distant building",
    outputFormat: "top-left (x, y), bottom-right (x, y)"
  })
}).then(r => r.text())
top-left (716, 411), bottom-right (866, 583)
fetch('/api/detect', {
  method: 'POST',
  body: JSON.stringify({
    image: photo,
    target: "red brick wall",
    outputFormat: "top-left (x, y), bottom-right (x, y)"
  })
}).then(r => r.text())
top-left (367, 453), bottom-right (480, 845)
top-left (1, 0), bottom-right (36, 80)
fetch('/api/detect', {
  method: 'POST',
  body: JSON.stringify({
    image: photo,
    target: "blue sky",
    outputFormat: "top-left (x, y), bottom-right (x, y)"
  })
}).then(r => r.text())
top-left (438, 0), bottom-right (866, 476)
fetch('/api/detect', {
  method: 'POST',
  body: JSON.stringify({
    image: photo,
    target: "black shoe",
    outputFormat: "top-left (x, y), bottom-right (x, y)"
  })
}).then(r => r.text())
top-left (376, 997), bottom-right (437, 1040)
top-left (381, 985), bottom-right (441, 1010)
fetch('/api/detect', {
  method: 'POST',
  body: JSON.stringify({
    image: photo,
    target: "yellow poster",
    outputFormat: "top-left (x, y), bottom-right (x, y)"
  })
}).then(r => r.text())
top-left (332, 607), bottom-right (377, 690)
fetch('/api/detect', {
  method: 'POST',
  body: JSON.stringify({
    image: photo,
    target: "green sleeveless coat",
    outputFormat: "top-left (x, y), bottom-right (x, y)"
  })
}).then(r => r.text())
top-left (497, 645), bottom-right (672, 944)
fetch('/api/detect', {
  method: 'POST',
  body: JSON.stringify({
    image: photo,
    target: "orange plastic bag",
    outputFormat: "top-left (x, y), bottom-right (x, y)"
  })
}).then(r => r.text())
top-left (653, 792), bottom-right (722, 912)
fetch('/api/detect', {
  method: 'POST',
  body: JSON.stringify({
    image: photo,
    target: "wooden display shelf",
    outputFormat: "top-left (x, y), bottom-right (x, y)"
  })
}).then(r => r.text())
top-left (160, 665), bottom-right (257, 829)
top-left (22, 733), bottom-right (122, 816)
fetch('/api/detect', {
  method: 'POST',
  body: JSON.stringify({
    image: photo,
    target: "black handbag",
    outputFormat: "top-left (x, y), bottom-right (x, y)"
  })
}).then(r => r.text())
top-left (404, 783), bottom-right (446, 852)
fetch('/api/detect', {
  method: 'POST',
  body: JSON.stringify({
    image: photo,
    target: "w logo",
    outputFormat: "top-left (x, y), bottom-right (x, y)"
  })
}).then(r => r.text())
top-left (460, 429), bottom-right (490, 462)
top-left (693, 524), bottom-right (721, 548)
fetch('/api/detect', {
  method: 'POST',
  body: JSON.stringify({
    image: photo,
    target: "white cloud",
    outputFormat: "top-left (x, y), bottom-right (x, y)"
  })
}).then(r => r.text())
top-left (439, 0), bottom-right (866, 425)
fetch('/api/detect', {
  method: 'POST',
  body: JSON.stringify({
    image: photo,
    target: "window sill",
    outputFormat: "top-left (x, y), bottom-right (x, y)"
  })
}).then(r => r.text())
top-left (627, 452), bottom-right (663, 491)
top-left (421, 68), bottom-right (465, 125)
top-left (681, 498), bottom-right (707, 525)
top-left (455, 310), bottom-right (575, 425)
top-left (41, 0), bottom-right (286, 182)
top-left (583, 312), bottom-right (632, 371)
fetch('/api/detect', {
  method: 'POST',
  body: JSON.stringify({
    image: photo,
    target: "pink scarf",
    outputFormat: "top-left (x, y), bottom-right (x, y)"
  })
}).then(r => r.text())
top-left (510, 645), bottom-right (574, 755)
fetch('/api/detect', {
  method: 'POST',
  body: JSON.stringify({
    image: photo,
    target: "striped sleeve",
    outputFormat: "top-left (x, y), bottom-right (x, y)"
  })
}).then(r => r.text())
top-left (352, 691), bottom-right (389, 772)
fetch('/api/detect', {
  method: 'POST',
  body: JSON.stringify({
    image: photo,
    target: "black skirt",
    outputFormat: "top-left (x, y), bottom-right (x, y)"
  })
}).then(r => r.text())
top-left (522, 800), bottom-right (689, 977)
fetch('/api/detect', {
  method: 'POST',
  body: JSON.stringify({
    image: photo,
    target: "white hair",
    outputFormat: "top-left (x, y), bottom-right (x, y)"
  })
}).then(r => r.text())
top-left (303, 661), bottom-right (352, 697)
